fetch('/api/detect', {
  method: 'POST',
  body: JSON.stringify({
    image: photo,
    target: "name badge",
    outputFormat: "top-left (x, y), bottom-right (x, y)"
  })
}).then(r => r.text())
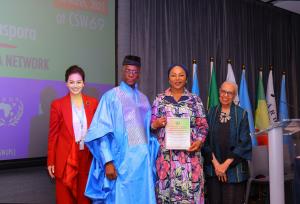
top-left (79, 140), bottom-right (84, 150)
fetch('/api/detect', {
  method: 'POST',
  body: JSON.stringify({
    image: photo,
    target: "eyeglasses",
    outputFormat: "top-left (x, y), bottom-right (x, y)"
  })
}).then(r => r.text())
top-left (124, 69), bottom-right (139, 75)
top-left (219, 89), bottom-right (234, 97)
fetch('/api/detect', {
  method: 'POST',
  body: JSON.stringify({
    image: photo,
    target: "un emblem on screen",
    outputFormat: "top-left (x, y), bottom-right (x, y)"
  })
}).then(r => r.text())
top-left (0, 97), bottom-right (23, 127)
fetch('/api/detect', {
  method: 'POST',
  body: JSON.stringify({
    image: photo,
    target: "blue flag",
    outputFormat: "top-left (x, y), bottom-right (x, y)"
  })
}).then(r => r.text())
top-left (279, 74), bottom-right (288, 120)
top-left (239, 69), bottom-right (257, 145)
top-left (192, 62), bottom-right (200, 96)
top-left (279, 74), bottom-right (293, 155)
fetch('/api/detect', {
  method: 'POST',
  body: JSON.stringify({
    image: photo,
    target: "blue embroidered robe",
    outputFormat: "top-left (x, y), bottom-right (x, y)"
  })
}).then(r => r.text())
top-left (84, 81), bottom-right (158, 204)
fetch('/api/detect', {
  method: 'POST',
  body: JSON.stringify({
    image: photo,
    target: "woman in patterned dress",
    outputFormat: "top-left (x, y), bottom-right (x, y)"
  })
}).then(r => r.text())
top-left (151, 64), bottom-right (208, 204)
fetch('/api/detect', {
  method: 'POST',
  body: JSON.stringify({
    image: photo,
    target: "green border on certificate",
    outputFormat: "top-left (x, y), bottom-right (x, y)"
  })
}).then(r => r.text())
top-left (165, 117), bottom-right (190, 150)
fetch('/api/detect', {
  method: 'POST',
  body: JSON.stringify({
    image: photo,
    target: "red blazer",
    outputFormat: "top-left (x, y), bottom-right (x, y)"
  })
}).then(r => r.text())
top-left (47, 94), bottom-right (98, 178)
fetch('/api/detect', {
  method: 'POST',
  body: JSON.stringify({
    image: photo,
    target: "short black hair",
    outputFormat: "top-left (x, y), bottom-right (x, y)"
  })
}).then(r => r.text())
top-left (65, 65), bottom-right (85, 82)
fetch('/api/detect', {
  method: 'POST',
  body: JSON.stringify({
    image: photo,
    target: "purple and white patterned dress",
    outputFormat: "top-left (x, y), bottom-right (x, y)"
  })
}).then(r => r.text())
top-left (151, 88), bottom-right (208, 204)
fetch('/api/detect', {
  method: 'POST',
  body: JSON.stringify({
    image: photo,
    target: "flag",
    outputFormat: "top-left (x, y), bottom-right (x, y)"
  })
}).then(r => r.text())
top-left (266, 69), bottom-right (278, 124)
top-left (279, 74), bottom-right (288, 120)
top-left (255, 70), bottom-right (270, 130)
top-left (226, 60), bottom-right (239, 105)
top-left (207, 59), bottom-right (219, 109)
top-left (192, 61), bottom-right (200, 96)
top-left (279, 73), bottom-right (293, 157)
top-left (255, 70), bottom-right (270, 145)
top-left (239, 68), bottom-right (256, 145)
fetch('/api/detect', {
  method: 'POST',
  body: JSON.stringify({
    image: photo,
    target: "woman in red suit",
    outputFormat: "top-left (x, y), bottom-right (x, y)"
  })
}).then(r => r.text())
top-left (47, 65), bottom-right (98, 204)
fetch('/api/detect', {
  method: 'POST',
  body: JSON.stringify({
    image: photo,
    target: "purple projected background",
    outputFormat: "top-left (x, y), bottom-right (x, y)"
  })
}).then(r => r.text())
top-left (0, 77), bottom-right (113, 160)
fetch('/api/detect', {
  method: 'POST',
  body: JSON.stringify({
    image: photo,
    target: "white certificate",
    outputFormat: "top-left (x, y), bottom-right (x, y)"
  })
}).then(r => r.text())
top-left (165, 117), bottom-right (190, 150)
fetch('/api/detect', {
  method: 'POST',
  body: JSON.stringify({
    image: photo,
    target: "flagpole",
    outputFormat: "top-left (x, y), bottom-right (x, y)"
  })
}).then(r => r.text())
top-left (210, 57), bottom-right (213, 75)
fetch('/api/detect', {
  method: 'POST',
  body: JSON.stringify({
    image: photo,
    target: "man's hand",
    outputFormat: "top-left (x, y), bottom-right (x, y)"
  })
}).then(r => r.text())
top-left (105, 162), bottom-right (117, 180)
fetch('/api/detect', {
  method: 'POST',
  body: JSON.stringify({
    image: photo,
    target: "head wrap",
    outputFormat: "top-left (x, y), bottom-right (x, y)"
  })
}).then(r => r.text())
top-left (167, 64), bottom-right (188, 78)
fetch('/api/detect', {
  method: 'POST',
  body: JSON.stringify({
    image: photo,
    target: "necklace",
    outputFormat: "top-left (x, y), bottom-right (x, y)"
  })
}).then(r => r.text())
top-left (219, 111), bottom-right (231, 123)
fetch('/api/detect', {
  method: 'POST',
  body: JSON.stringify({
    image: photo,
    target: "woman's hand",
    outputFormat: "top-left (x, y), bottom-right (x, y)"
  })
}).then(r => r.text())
top-left (151, 117), bottom-right (167, 129)
top-left (217, 173), bottom-right (227, 182)
top-left (48, 165), bottom-right (55, 179)
top-left (212, 159), bottom-right (223, 177)
top-left (105, 162), bottom-right (117, 180)
top-left (211, 153), bottom-right (227, 182)
top-left (217, 159), bottom-right (233, 174)
top-left (213, 156), bottom-right (233, 183)
top-left (188, 140), bottom-right (202, 152)
top-left (213, 162), bottom-right (228, 182)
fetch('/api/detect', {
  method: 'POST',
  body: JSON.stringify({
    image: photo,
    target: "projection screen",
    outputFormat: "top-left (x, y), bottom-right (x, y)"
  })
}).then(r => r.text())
top-left (0, 0), bottom-right (115, 160)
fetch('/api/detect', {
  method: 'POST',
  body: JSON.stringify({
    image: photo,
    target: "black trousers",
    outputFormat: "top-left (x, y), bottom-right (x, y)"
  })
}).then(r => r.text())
top-left (206, 177), bottom-right (246, 204)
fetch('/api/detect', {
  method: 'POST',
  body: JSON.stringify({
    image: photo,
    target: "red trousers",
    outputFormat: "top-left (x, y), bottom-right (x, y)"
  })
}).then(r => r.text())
top-left (55, 147), bottom-right (91, 204)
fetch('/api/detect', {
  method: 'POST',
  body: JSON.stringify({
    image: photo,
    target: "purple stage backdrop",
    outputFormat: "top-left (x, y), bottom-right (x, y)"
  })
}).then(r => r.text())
top-left (0, 77), bottom-right (113, 160)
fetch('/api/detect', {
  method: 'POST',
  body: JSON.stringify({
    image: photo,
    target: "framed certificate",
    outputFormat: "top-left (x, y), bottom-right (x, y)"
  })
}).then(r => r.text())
top-left (165, 117), bottom-right (190, 150)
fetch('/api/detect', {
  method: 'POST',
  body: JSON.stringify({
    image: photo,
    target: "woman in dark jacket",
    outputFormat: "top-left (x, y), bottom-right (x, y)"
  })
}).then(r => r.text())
top-left (203, 81), bottom-right (252, 204)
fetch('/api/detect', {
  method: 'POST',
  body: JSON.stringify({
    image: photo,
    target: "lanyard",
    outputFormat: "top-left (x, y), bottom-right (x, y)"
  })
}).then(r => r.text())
top-left (72, 102), bottom-right (86, 150)
top-left (72, 101), bottom-right (87, 149)
top-left (72, 102), bottom-right (85, 131)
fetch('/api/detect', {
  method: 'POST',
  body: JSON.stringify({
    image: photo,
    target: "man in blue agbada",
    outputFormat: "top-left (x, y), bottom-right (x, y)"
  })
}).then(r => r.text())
top-left (84, 55), bottom-right (159, 204)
